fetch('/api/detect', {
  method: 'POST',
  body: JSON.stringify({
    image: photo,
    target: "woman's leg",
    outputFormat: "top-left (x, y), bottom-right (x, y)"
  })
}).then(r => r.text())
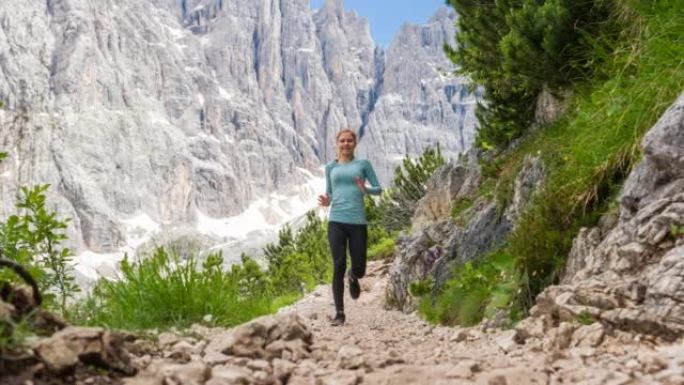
top-left (348, 224), bottom-right (368, 279)
top-left (328, 222), bottom-right (348, 314)
top-left (347, 224), bottom-right (368, 299)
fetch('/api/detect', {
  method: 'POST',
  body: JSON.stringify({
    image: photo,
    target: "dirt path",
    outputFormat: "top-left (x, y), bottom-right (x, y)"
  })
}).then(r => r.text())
top-left (272, 260), bottom-right (684, 385)
top-left (109, 259), bottom-right (684, 385)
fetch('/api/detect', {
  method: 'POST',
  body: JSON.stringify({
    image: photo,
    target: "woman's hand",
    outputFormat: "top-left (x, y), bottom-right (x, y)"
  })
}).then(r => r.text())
top-left (354, 176), bottom-right (366, 194)
top-left (317, 193), bottom-right (330, 207)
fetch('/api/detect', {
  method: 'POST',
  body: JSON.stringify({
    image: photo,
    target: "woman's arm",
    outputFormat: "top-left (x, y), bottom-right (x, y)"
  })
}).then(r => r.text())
top-left (318, 164), bottom-right (333, 207)
top-left (325, 163), bottom-right (333, 196)
top-left (363, 160), bottom-right (382, 195)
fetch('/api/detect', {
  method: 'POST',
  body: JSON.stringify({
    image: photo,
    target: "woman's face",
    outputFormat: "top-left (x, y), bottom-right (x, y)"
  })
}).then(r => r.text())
top-left (337, 132), bottom-right (356, 158)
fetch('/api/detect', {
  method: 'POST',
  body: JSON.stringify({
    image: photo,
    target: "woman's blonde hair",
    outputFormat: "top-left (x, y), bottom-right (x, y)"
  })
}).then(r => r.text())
top-left (335, 129), bottom-right (357, 161)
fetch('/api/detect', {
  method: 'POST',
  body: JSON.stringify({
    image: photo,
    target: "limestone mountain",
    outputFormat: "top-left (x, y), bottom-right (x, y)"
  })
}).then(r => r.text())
top-left (0, 0), bottom-right (477, 258)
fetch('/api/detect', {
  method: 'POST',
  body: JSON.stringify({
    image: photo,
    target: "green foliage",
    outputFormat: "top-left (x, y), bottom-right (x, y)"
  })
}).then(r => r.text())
top-left (670, 224), bottom-right (684, 238)
top-left (420, 251), bottom-right (517, 326)
top-left (368, 236), bottom-right (395, 261)
top-left (432, 1), bottom-right (684, 321)
top-left (0, 183), bottom-right (78, 316)
top-left (509, 1), bottom-right (684, 310)
top-left (408, 277), bottom-right (433, 298)
top-left (265, 211), bottom-right (331, 294)
top-left (445, 0), bottom-right (623, 149)
top-left (75, 249), bottom-right (272, 329)
top-left (393, 146), bottom-right (446, 202)
top-left (75, 210), bottom-right (332, 330)
top-left (0, 316), bottom-right (36, 353)
top-left (378, 146), bottom-right (445, 232)
top-left (576, 310), bottom-right (596, 325)
top-left (450, 197), bottom-right (474, 220)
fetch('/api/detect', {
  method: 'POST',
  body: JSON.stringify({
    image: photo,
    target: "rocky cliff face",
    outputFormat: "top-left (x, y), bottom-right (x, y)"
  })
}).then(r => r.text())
top-left (357, 8), bottom-right (479, 181)
top-left (386, 150), bottom-right (546, 312)
top-left (525, 92), bottom-right (684, 340)
top-left (0, 0), bottom-right (477, 257)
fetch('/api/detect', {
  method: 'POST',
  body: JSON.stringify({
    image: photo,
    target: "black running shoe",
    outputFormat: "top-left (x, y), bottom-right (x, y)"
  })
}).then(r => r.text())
top-left (330, 312), bottom-right (345, 326)
top-left (349, 275), bottom-right (360, 300)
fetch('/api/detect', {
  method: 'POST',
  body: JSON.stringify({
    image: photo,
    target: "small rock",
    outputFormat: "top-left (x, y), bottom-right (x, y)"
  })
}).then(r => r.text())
top-left (167, 340), bottom-right (194, 357)
top-left (246, 359), bottom-right (271, 373)
top-left (34, 327), bottom-right (134, 375)
top-left (207, 365), bottom-right (252, 385)
top-left (316, 370), bottom-right (360, 385)
top-left (252, 370), bottom-right (270, 382)
top-left (571, 323), bottom-right (605, 348)
top-left (126, 361), bottom-right (210, 385)
top-left (638, 351), bottom-right (668, 374)
top-left (445, 360), bottom-right (480, 379)
top-left (202, 351), bottom-right (231, 366)
top-left (273, 358), bottom-right (298, 380)
top-left (514, 317), bottom-right (547, 342)
top-left (132, 354), bottom-right (152, 370)
top-left (158, 332), bottom-right (181, 347)
top-left (0, 300), bottom-right (15, 320)
top-left (337, 345), bottom-right (364, 369)
top-left (495, 330), bottom-right (520, 353)
top-left (450, 330), bottom-right (468, 342)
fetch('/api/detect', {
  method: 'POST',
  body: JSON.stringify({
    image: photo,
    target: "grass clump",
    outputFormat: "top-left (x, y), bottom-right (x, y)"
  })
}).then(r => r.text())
top-left (75, 211), bottom-right (332, 330)
top-left (419, 251), bottom-right (518, 326)
top-left (409, 277), bottom-right (433, 298)
top-left (75, 250), bottom-right (273, 330)
top-left (368, 236), bottom-right (395, 261)
top-left (576, 310), bottom-right (596, 326)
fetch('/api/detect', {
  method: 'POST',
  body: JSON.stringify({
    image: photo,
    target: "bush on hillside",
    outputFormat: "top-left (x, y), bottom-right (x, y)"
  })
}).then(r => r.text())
top-left (426, 1), bottom-right (684, 325)
top-left (0, 152), bottom-right (78, 316)
top-left (445, 0), bottom-right (622, 150)
top-left (377, 146), bottom-right (445, 232)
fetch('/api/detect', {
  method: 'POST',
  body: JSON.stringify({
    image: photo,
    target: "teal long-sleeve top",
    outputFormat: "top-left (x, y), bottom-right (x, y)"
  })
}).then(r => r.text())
top-left (325, 159), bottom-right (382, 225)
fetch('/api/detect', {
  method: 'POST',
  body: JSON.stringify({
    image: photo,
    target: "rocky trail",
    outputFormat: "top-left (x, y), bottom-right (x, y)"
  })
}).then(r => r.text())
top-left (251, 260), bottom-right (684, 385)
top-left (8, 258), bottom-right (684, 385)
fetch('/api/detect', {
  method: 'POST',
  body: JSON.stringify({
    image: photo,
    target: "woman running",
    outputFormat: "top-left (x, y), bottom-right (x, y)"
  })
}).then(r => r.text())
top-left (317, 129), bottom-right (382, 326)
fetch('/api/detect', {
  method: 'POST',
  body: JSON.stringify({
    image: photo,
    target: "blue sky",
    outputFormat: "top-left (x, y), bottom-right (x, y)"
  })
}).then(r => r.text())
top-left (310, 0), bottom-right (448, 47)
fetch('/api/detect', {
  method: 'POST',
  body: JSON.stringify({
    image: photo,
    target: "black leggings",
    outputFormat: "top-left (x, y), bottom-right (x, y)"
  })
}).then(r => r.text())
top-left (328, 221), bottom-right (368, 313)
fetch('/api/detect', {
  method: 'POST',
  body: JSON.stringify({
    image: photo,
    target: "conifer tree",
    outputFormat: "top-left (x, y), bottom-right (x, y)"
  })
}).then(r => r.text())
top-left (445, 0), bottom-right (619, 150)
top-left (379, 146), bottom-right (445, 232)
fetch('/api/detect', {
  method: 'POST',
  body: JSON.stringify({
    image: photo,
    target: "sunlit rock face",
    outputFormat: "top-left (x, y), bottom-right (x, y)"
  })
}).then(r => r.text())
top-left (356, 7), bottom-right (480, 183)
top-left (0, 0), bottom-right (477, 257)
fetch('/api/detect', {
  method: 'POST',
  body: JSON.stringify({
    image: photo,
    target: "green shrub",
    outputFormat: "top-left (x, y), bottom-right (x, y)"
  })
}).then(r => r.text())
top-left (422, 251), bottom-right (517, 326)
top-left (445, 0), bottom-right (624, 150)
top-left (670, 224), bottom-right (684, 238)
top-left (0, 154), bottom-right (78, 316)
top-left (408, 277), bottom-right (433, 298)
top-left (0, 317), bottom-right (35, 353)
top-left (576, 310), bottom-right (596, 325)
top-left (74, 210), bottom-right (333, 330)
top-left (378, 146), bottom-right (445, 232)
top-left (75, 249), bottom-right (274, 330)
top-left (265, 211), bottom-right (331, 293)
top-left (368, 236), bottom-right (395, 261)
top-left (510, 1), bottom-right (684, 310)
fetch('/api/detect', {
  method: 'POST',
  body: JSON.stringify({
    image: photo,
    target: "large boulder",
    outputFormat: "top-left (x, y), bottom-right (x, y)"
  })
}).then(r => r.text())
top-left (411, 150), bottom-right (481, 231)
